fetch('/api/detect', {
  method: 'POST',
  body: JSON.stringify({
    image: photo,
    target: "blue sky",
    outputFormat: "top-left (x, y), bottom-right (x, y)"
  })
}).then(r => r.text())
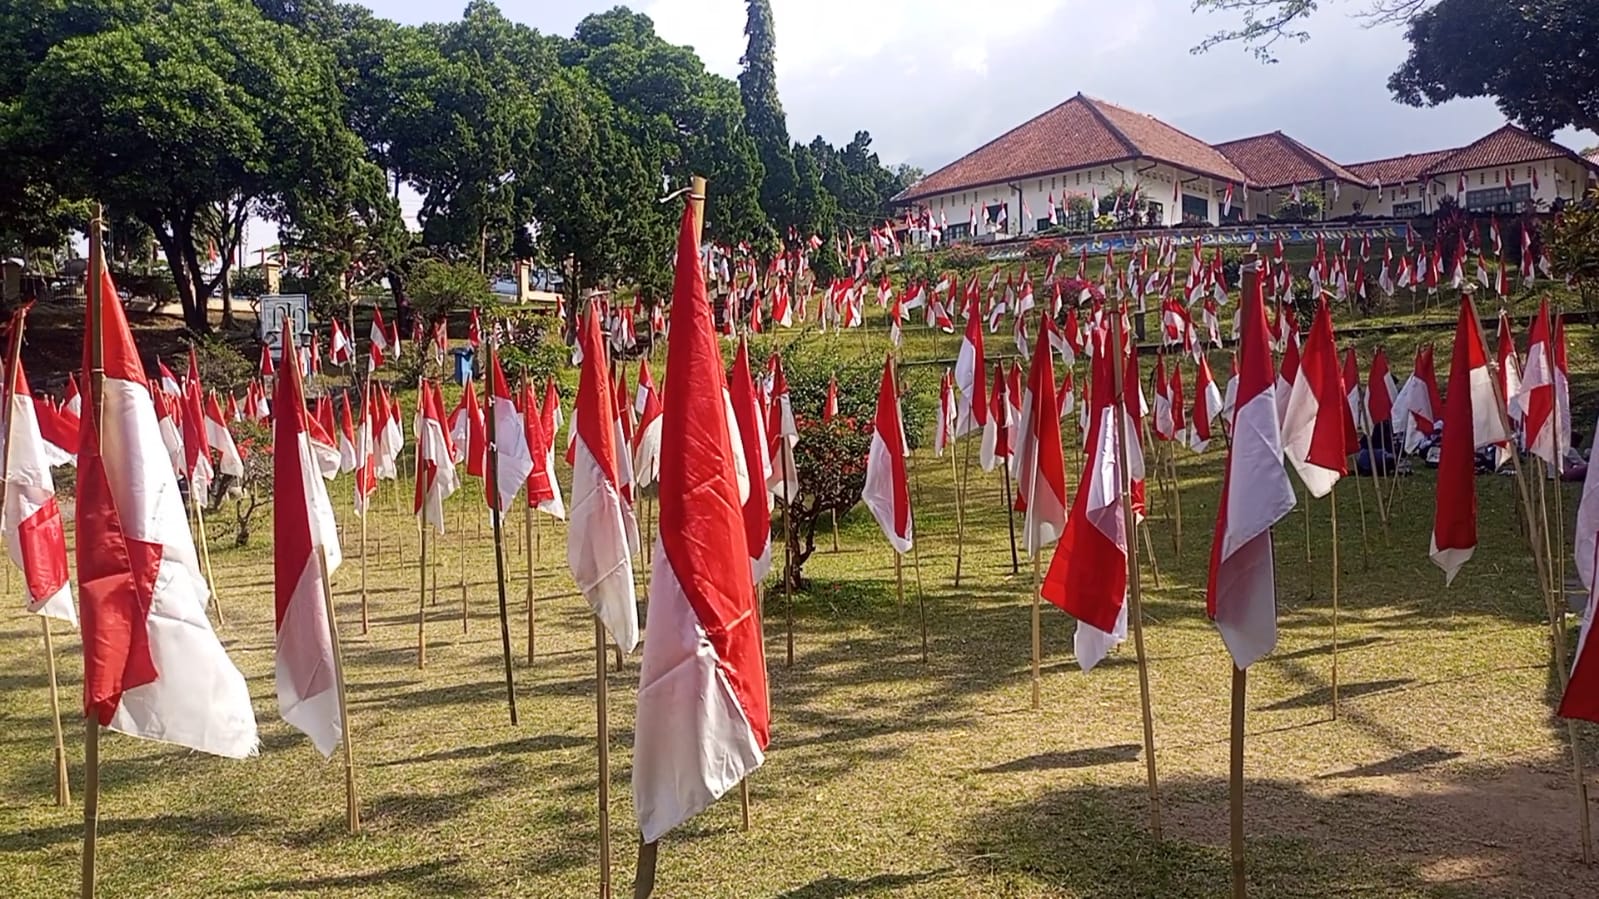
top-left (243, 0), bottom-right (1597, 256)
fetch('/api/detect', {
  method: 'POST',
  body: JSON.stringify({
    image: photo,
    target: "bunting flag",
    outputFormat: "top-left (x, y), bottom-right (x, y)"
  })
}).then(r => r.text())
top-left (567, 305), bottom-right (640, 653)
top-left (272, 328), bottom-right (345, 757)
top-left (1430, 298), bottom-right (1508, 583)
top-left (862, 355), bottom-right (912, 554)
top-left (77, 258), bottom-right (257, 756)
top-left (633, 201), bottom-right (769, 843)
top-left (3, 333), bottom-right (75, 624)
top-left (1207, 261), bottom-right (1296, 669)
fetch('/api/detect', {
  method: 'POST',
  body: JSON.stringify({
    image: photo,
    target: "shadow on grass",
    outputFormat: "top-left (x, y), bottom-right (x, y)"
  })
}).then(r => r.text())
top-left (1320, 747), bottom-right (1465, 779)
top-left (774, 867), bottom-right (957, 898)
top-left (1257, 677), bottom-right (1415, 712)
top-left (234, 858), bottom-right (479, 896)
top-left (978, 743), bottom-right (1143, 774)
top-left (0, 811), bottom-right (276, 854)
top-left (372, 733), bottom-right (588, 767)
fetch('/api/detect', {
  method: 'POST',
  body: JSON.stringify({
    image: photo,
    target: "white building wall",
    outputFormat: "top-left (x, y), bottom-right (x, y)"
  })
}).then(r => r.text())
top-left (916, 159), bottom-right (1237, 236)
top-left (1324, 157), bottom-right (1592, 219)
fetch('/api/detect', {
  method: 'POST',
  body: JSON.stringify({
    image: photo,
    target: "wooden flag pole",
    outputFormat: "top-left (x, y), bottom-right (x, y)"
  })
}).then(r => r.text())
top-left (1030, 551), bottom-right (1042, 710)
top-left (954, 435), bottom-right (973, 586)
top-left (1112, 307), bottom-right (1162, 841)
top-left (894, 551), bottom-right (904, 609)
top-left (83, 203), bottom-right (105, 899)
top-left (1001, 456), bottom-right (1019, 575)
top-left (781, 438), bottom-right (796, 668)
top-left (1467, 296), bottom-right (1591, 863)
top-left (596, 618), bottom-right (613, 899)
top-left (315, 544), bottom-right (360, 832)
top-left (1167, 441), bottom-right (1183, 555)
top-left (526, 503), bottom-right (537, 665)
top-left (1351, 439), bottom-right (1371, 569)
top-left (459, 510), bottom-right (468, 634)
top-left (1229, 664), bottom-right (1247, 899)
top-left (1330, 485), bottom-right (1341, 721)
top-left (1140, 522), bottom-right (1163, 590)
top-left (484, 347), bottom-right (520, 727)
top-left (417, 522), bottom-right (428, 669)
top-left (43, 619), bottom-right (69, 806)
top-left (360, 505), bottom-right (370, 634)
top-left (193, 501), bottom-right (223, 625)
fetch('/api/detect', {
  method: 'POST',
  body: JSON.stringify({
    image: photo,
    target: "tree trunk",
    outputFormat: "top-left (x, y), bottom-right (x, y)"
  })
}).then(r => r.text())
top-left (154, 230), bottom-right (209, 334)
top-left (389, 266), bottom-right (414, 337)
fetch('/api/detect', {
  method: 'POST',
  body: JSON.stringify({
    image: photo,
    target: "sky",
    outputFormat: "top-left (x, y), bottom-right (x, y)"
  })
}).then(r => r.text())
top-left (242, 0), bottom-right (1597, 258)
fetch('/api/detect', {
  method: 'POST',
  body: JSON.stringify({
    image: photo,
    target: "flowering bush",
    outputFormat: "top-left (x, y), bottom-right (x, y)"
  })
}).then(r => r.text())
top-left (1025, 237), bottom-right (1067, 261)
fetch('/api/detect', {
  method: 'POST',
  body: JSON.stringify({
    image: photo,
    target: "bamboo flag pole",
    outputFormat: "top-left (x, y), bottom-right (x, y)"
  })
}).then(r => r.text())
top-left (1001, 444), bottom-right (1019, 576)
top-left (1467, 295), bottom-right (1592, 864)
top-left (954, 434), bottom-right (973, 586)
top-left (1230, 664), bottom-right (1247, 899)
top-left (526, 503), bottom-right (537, 665)
top-left (459, 506), bottom-right (468, 633)
top-left (781, 438), bottom-right (796, 668)
top-left (1167, 440), bottom-right (1183, 555)
top-left (83, 203), bottom-right (106, 899)
top-left (1030, 550), bottom-right (1042, 710)
top-left (1330, 485), bottom-right (1341, 721)
top-left (1111, 307), bottom-right (1162, 841)
top-left (1351, 431), bottom-right (1371, 569)
top-left (417, 521), bottom-right (428, 669)
top-left (485, 339), bottom-right (519, 727)
top-left (595, 618), bottom-right (613, 899)
top-left (194, 500), bottom-right (223, 625)
top-left (314, 543), bottom-right (360, 832)
top-left (2, 304), bottom-right (71, 807)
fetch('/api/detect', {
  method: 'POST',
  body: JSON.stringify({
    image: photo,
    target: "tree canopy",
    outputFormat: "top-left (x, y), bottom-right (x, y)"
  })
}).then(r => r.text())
top-left (0, 1), bottom-right (913, 331)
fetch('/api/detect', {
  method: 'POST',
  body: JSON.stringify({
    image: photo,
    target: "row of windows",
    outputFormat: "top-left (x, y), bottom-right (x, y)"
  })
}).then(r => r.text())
top-left (934, 169), bottom-right (1214, 209)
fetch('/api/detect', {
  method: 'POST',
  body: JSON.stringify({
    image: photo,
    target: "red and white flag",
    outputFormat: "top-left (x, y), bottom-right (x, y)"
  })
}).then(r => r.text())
top-left (353, 386), bottom-right (378, 517)
top-left (337, 393), bottom-right (359, 473)
top-left (78, 261), bottom-right (257, 756)
top-left (1520, 300), bottom-right (1571, 468)
top-left (1012, 318), bottom-right (1067, 556)
top-left (272, 329), bottom-right (345, 757)
top-left (449, 378), bottom-right (486, 474)
top-left (633, 359), bottom-right (664, 491)
top-left (520, 378), bottom-right (564, 520)
top-left (1207, 261), bottom-right (1296, 669)
top-left (1191, 352), bottom-right (1223, 453)
top-left (2, 335), bottom-right (74, 625)
top-left (955, 290), bottom-right (990, 446)
top-left (633, 202), bottom-right (769, 843)
top-left (1367, 348), bottom-right (1398, 438)
top-left (1575, 412), bottom-right (1599, 592)
top-left (862, 355), bottom-right (912, 554)
top-left (1342, 348), bottom-right (1363, 433)
top-left (1394, 346), bottom-right (1440, 453)
top-left (934, 369), bottom-right (956, 458)
top-left (1282, 300), bottom-right (1354, 498)
top-left (204, 391), bottom-right (245, 482)
top-left (822, 375), bottom-right (839, 423)
top-left (730, 340), bottom-right (773, 581)
top-left (158, 359), bottom-right (181, 397)
top-left (329, 318), bottom-right (353, 367)
top-left (766, 355), bottom-right (800, 503)
top-left (1430, 298), bottom-right (1508, 583)
top-left (413, 380), bottom-right (460, 532)
top-left (1497, 312), bottom-right (1523, 428)
top-left (486, 350), bottom-right (534, 512)
top-left (181, 350), bottom-right (215, 506)
top-left (1042, 328), bottom-right (1131, 671)
top-left (568, 305), bottom-right (640, 653)
top-left (983, 361), bottom-right (1010, 472)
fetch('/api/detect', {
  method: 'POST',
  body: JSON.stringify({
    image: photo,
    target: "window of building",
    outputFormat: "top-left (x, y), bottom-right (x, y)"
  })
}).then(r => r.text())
top-left (1464, 184), bottom-right (1531, 212)
top-left (1180, 194), bottom-right (1208, 224)
top-left (1392, 201), bottom-right (1424, 217)
top-left (1144, 201), bottom-right (1164, 227)
top-left (985, 202), bottom-right (1008, 232)
top-left (945, 222), bottom-right (970, 241)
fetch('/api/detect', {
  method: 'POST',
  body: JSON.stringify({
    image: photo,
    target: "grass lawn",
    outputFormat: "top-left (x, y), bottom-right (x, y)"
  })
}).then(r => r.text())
top-left (2, 297), bottom-right (1598, 897)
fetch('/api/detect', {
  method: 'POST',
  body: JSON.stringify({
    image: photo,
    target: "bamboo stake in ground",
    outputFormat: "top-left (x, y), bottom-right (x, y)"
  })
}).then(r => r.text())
top-left (954, 435), bottom-right (973, 586)
top-left (484, 353), bottom-right (520, 727)
top-left (1351, 440), bottom-right (1371, 569)
top-left (42, 620), bottom-right (69, 806)
top-left (417, 523), bottom-right (428, 669)
top-left (359, 503), bottom-right (370, 634)
top-left (459, 514), bottom-right (468, 634)
top-left (1330, 486), bottom-right (1341, 720)
top-left (1167, 441), bottom-right (1183, 555)
top-left (781, 439), bottom-right (796, 668)
top-left (526, 503), bottom-right (537, 665)
top-left (1112, 308), bottom-right (1163, 841)
top-left (1230, 665), bottom-right (1247, 899)
top-left (1000, 456), bottom-right (1019, 576)
top-left (193, 500), bottom-right (223, 625)
top-left (314, 544), bottom-right (360, 832)
top-left (596, 618), bottom-right (613, 899)
top-left (1030, 551), bottom-right (1042, 710)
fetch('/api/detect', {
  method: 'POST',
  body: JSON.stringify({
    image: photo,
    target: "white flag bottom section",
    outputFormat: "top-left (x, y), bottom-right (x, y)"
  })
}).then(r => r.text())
top-left (1074, 602), bottom-right (1128, 672)
top-left (276, 559), bottom-right (343, 757)
top-left (1429, 536), bottom-right (1473, 587)
top-left (633, 547), bottom-right (765, 844)
top-left (567, 443), bottom-right (639, 653)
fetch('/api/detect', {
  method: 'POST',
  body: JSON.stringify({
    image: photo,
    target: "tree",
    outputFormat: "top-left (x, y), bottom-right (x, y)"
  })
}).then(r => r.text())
top-left (1547, 188), bottom-right (1599, 309)
top-left (3, 0), bottom-right (363, 332)
top-left (407, 258), bottom-right (492, 324)
top-left (1389, 0), bottom-right (1599, 138)
top-left (738, 0), bottom-right (791, 250)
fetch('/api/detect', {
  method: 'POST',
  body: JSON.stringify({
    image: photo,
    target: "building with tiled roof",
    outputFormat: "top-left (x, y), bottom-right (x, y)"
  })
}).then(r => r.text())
top-left (897, 98), bottom-right (1598, 237)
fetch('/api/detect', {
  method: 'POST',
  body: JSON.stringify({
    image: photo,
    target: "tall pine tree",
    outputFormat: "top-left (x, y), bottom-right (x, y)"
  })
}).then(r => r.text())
top-left (739, 0), bottom-right (795, 253)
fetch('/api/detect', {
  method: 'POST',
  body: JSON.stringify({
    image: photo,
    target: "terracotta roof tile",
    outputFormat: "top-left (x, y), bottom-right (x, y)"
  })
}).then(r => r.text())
top-left (1429, 125), bottom-right (1577, 172)
top-left (896, 93), bottom-right (1245, 202)
top-left (1345, 149), bottom-right (1455, 185)
top-left (1213, 131), bottom-right (1371, 189)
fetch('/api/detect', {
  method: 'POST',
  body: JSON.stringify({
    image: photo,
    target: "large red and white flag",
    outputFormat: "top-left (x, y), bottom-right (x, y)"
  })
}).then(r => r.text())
top-left (272, 329), bottom-right (345, 756)
top-left (862, 355), bottom-right (912, 554)
top-left (1430, 298), bottom-right (1509, 584)
top-left (3, 339), bottom-right (75, 625)
top-left (730, 340), bottom-right (773, 581)
top-left (633, 359), bottom-right (664, 491)
top-left (1283, 300), bottom-right (1354, 498)
top-left (1559, 549), bottom-right (1599, 722)
top-left (1207, 261), bottom-right (1296, 669)
top-left (568, 305), bottom-right (640, 653)
top-left (1042, 329), bottom-right (1130, 671)
top-left (1012, 318), bottom-right (1067, 556)
top-left (633, 201), bottom-right (769, 843)
top-left (486, 351), bottom-right (534, 512)
top-left (78, 262), bottom-right (257, 756)
top-left (413, 381), bottom-right (460, 533)
top-left (765, 355), bottom-right (800, 503)
top-left (1579, 412), bottom-right (1599, 592)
